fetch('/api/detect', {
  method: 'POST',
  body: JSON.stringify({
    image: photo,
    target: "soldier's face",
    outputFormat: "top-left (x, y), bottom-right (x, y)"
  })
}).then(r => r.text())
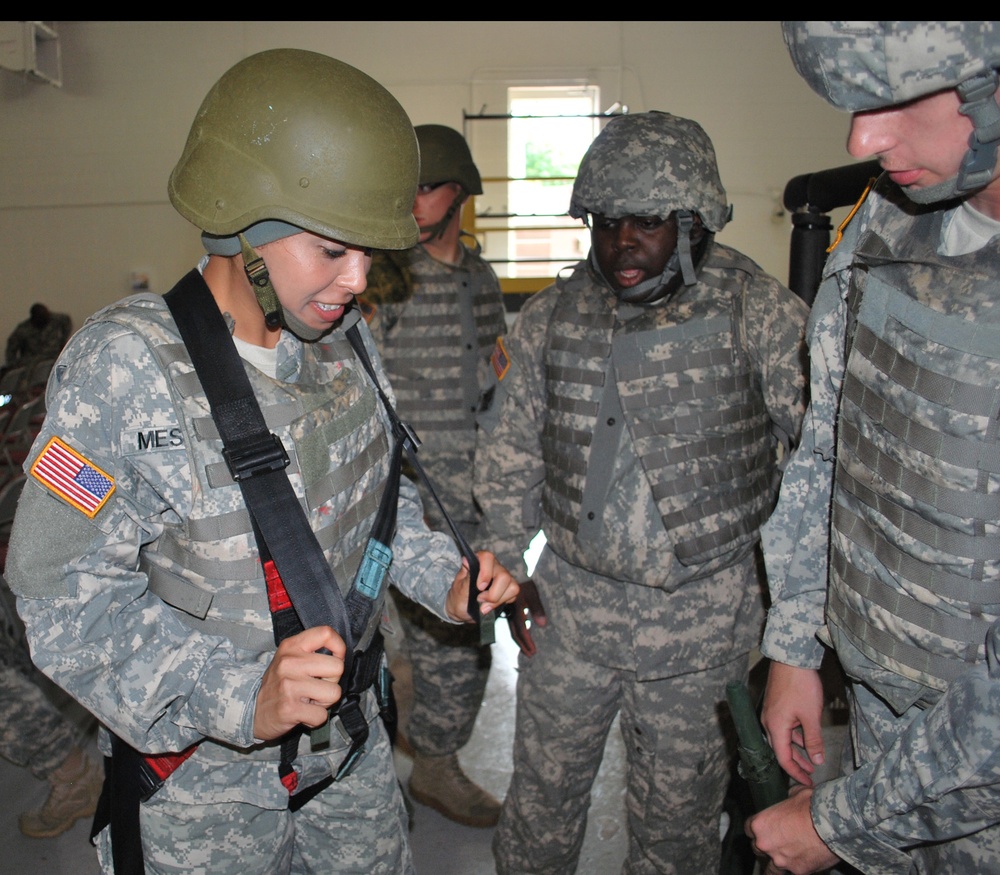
top-left (413, 182), bottom-right (464, 242)
top-left (847, 88), bottom-right (976, 193)
top-left (257, 231), bottom-right (371, 332)
top-left (591, 214), bottom-right (678, 292)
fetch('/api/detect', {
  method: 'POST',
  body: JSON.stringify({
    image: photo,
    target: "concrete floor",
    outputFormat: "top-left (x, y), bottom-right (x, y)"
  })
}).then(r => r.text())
top-left (2, 621), bottom-right (629, 875)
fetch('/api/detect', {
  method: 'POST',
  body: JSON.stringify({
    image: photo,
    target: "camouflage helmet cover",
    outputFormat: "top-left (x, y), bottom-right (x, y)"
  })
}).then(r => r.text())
top-left (415, 124), bottom-right (483, 195)
top-left (569, 111), bottom-right (730, 232)
top-left (782, 21), bottom-right (1000, 111)
top-left (168, 48), bottom-right (419, 251)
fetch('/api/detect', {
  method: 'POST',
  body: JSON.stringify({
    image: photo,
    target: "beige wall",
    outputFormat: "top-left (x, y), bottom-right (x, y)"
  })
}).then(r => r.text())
top-left (0, 21), bottom-right (852, 347)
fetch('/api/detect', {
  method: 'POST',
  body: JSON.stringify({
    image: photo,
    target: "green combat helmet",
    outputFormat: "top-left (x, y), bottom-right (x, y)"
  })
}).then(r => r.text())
top-left (413, 124), bottom-right (482, 242)
top-left (168, 48), bottom-right (419, 339)
top-left (569, 111), bottom-right (731, 304)
top-left (782, 21), bottom-right (1000, 203)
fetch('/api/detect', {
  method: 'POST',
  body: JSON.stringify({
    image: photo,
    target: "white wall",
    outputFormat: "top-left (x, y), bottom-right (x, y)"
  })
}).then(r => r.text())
top-left (0, 21), bottom-right (852, 346)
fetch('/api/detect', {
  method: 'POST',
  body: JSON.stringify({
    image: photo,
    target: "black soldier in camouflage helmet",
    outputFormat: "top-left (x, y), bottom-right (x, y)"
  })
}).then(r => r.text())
top-left (475, 110), bottom-right (809, 874)
top-left (747, 21), bottom-right (1000, 875)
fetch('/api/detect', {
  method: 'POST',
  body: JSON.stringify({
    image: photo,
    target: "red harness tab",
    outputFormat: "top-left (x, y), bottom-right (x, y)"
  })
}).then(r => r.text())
top-left (281, 769), bottom-right (299, 794)
top-left (265, 559), bottom-right (293, 613)
top-left (143, 743), bottom-right (198, 782)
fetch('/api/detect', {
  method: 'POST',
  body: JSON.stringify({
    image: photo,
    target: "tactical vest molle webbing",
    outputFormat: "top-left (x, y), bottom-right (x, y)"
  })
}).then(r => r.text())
top-left (104, 300), bottom-right (391, 657)
top-left (373, 246), bottom-right (506, 446)
top-left (831, 206), bottom-right (1000, 693)
top-left (541, 255), bottom-right (778, 567)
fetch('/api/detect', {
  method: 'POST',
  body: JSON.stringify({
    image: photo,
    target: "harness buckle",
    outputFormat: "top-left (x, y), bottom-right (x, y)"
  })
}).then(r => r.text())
top-left (223, 433), bottom-right (290, 482)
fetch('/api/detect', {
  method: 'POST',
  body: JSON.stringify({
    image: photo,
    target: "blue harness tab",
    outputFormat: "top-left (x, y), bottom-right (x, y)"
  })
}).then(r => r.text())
top-left (355, 539), bottom-right (392, 600)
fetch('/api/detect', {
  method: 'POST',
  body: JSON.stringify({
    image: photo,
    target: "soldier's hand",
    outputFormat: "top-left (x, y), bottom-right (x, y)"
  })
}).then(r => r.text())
top-left (761, 662), bottom-right (826, 787)
top-left (446, 550), bottom-right (519, 622)
top-left (509, 579), bottom-right (547, 657)
top-left (745, 787), bottom-right (840, 875)
top-left (253, 625), bottom-right (346, 742)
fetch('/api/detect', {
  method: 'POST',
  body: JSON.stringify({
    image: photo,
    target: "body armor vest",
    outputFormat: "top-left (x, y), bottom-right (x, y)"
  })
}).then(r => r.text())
top-left (372, 246), bottom-right (506, 455)
top-left (830, 205), bottom-right (1000, 694)
top-left (105, 299), bottom-right (391, 657)
top-left (541, 251), bottom-right (778, 568)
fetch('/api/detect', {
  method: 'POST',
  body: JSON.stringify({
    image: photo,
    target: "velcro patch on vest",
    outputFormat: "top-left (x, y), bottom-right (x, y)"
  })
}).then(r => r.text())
top-left (491, 336), bottom-right (511, 381)
top-left (30, 436), bottom-right (115, 519)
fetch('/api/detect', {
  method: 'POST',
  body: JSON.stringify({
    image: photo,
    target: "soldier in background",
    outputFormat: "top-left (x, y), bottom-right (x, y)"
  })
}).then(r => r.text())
top-left (359, 124), bottom-right (508, 827)
top-left (475, 111), bottom-right (809, 874)
top-left (3, 303), bottom-right (72, 374)
top-left (747, 21), bottom-right (1000, 875)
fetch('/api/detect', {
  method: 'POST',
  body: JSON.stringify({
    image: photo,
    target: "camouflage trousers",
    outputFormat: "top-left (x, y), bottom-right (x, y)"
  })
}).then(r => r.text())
top-left (389, 509), bottom-right (491, 757)
top-left (390, 586), bottom-right (491, 756)
top-left (1, 578), bottom-right (78, 780)
top-left (493, 620), bottom-right (746, 875)
top-left (825, 680), bottom-right (1000, 874)
top-left (0, 662), bottom-right (78, 780)
top-left (95, 723), bottom-right (413, 875)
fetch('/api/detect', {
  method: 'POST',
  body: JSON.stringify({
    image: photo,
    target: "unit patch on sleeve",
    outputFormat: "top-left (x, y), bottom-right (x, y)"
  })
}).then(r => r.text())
top-left (30, 436), bottom-right (116, 518)
top-left (491, 336), bottom-right (511, 382)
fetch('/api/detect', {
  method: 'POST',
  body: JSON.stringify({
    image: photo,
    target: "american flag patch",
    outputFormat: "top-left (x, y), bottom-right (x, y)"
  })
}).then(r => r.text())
top-left (491, 336), bottom-right (511, 382)
top-left (31, 436), bottom-right (115, 518)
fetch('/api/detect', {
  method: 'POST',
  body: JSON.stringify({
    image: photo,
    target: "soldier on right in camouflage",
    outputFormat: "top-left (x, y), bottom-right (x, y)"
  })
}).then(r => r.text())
top-left (746, 21), bottom-right (1000, 875)
top-left (475, 111), bottom-right (809, 874)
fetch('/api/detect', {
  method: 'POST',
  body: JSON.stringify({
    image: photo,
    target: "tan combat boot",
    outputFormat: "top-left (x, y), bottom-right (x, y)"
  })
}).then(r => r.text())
top-left (19, 747), bottom-right (104, 839)
top-left (408, 752), bottom-right (501, 828)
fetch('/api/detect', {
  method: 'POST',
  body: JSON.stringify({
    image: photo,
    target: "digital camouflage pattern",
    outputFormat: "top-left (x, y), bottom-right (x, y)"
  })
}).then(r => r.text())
top-left (760, 178), bottom-right (1000, 872)
top-left (3, 568), bottom-right (77, 781)
top-left (476, 240), bottom-right (807, 872)
top-left (0, 663), bottom-right (79, 781)
top-left (569, 111), bottom-right (730, 231)
top-left (361, 242), bottom-right (506, 756)
top-left (6, 290), bottom-right (461, 873)
top-left (497, 614), bottom-right (747, 875)
top-left (782, 21), bottom-right (1000, 111)
top-left (132, 729), bottom-right (413, 875)
top-left (362, 244), bottom-right (506, 527)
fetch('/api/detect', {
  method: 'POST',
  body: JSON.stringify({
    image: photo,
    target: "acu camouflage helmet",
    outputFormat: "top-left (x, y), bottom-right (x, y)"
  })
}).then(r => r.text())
top-left (569, 111), bottom-right (730, 233)
top-left (783, 22), bottom-right (1000, 199)
top-left (416, 124), bottom-right (483, 195)
top-left (168, 48), bottom-right (419, 252)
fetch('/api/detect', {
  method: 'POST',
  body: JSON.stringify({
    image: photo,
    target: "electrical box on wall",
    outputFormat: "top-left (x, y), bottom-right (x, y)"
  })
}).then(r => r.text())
top-left (0, 21), bottom-right (61, 87)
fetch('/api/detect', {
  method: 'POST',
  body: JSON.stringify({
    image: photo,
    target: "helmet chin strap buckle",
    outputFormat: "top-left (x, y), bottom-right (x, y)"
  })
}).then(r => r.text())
top-left (239, 233), bottom-right (282, 328)
top-left (956, 68), bottom-right (1000, 194)
top-left (675, 211), bottom-right (698, 286)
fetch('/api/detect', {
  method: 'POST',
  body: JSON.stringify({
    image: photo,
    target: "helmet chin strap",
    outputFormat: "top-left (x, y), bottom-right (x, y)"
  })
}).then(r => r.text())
top-left (420, 189), bottom-right (467, 242)
top-left (906, 68), bottom-right (1000, 204)
top-left (592, 211), bottom-right (709, 305)
top-left (238, 233), bottom-right (330, 342)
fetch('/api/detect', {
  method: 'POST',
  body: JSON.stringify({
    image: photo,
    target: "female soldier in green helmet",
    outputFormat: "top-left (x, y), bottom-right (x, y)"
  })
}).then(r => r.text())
top-left (5, 48), bottom-right (517, 874)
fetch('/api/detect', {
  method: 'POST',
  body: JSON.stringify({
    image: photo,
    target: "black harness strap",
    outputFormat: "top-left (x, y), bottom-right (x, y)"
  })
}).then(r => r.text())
top-left (343, 329), bottom-right (499, 644)
top-left (163, 271), bottom-right (395, 796)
